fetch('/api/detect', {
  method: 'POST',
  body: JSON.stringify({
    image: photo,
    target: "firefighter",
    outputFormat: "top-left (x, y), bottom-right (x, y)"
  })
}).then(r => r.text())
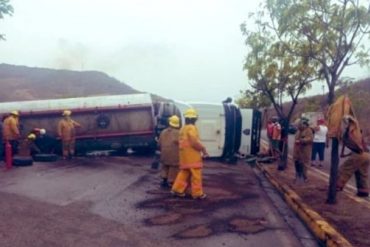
top-left (158, 115), bottom-right (180, 188)
top-left (3, 111), bottom-right (21, 156)
top-left (57, 110), bottom-right (81, 159)
top-left (171, 108), bottom-right (209, 199)
top-left (271, 117), bottom-right (281, 158)
top-left (337, 116), bottom-right (369, 197)
top-left (17, 133), bottom-right (41, 157)
top-left (293, 118), bottom-right (313, 182)
top-left (266, 118), bottom-right (274, 156)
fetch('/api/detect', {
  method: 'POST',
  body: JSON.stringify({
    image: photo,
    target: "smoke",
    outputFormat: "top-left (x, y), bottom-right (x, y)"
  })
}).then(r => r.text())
top-left (53, 39), bottom-right (89, 70)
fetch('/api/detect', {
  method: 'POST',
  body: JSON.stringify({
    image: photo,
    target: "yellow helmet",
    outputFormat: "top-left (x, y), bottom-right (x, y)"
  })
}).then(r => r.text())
top-left (184, 108), bottom-right (198, 119)
top-left (27, 133), bottom-right (36, 140)
top-left (62, 110), bottom-right (72, 116)
top-left (168, 115), bottom-right (180, 128)
top-left (11, 110), bottom-right (19, 116)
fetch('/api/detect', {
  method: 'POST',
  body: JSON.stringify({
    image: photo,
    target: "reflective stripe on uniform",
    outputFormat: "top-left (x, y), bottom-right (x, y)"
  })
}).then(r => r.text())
top-left (179, 140), bottom-right (191, 148)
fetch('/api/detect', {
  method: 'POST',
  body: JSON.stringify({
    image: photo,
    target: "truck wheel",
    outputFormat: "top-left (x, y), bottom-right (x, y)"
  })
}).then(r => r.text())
top-left (13, 156), bottom-right (33, 166)
top-left (33, 153), bottom-right (58, 162)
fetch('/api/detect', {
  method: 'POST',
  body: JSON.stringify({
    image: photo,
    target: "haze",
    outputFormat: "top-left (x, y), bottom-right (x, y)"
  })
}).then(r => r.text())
top-left (0, 0), bottom-right (368, 102)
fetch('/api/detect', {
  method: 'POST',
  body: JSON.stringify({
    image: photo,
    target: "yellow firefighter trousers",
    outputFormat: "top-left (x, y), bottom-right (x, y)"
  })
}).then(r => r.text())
top-left (172, 168), bottom-right (203, 198)
top-left (337, 152), bottom-right (370, 193)
top-left (62, 140), bottom-right (75, 157)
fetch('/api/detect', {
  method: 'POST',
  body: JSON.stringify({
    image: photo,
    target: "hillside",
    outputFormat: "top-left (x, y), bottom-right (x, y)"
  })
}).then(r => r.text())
top-left (0, 64), bottom-right (139, 101)
top-left (269, 78), bottom-right (370, 139)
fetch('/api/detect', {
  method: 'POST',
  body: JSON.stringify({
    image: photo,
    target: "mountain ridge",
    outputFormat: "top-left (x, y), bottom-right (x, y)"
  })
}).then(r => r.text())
top-left (0, 63), bottom-right (139, 102)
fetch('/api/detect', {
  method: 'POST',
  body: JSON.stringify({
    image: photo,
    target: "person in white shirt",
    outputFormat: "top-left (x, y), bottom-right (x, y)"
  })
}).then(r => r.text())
top-left (311, 119), bottom-right (328, 167)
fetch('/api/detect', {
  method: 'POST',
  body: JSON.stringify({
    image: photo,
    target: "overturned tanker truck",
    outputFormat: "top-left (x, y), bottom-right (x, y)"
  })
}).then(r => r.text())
top-left (0, 93), bottom-right (261, 159)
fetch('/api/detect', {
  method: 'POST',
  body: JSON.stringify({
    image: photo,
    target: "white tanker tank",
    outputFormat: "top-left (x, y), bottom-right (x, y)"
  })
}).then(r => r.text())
top-left (0, 93), bottom-right (156, 155)
top-left (0, 93), bottom-right (261, 160)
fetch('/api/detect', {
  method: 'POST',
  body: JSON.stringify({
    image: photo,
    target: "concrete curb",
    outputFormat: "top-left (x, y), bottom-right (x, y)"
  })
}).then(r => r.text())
top-left (256, 162), bottom-right (353, 247)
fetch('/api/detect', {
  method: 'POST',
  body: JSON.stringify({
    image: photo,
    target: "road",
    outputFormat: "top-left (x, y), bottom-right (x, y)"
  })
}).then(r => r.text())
top-left (0, 155), bottom-right (318, 247)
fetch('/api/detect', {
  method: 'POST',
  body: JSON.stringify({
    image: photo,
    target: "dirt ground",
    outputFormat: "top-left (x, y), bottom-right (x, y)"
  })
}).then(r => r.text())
top-left (263, 162), bottom-right (370, 247)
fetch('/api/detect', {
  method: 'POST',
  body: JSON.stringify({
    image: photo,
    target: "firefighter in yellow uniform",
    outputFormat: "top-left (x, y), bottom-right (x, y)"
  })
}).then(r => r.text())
top-left (158, 115), bottom-right (180, 188)
top-left (337, 116), bottom-right (370, 197)
top-left (171, 108), bottom-right (209, 199)
top-left (3, 111), bottom-right (21, 155)
top-left (57, 110), bottom-right (81, 159)
top-left (293, 118), bottom-right (313, 182)
top-left (18, 133), bottom-right (41, 156)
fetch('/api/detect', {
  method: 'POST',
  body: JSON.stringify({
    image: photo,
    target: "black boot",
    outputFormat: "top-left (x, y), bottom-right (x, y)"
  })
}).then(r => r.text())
top-left (356, 191), bottom-right (369, 198)
top-left (160, 178), bottom-right (169, 188)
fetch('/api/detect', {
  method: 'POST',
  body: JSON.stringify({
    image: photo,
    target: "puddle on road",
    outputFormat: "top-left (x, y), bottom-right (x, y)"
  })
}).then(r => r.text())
top-left (173, 216), bottom-right (269, 239)
top-left (175, 225), bottom-right (213, 238)
top-left (228, 217), bottom-right (268, 234)
top-left (146, 213), bottom-right (183, 225)
top-left (136, 171), bottom-right (264, 239)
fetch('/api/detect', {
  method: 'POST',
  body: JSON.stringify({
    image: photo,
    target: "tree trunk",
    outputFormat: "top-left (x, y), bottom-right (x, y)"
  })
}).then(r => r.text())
top-left (277, 118), bottom-right (289, 170)
top-left (327, 75), bottom-right (339, 204)
top-left (327, 138), bottom-right (339, 204)
top-left (278, 141), bottom-right (289, 170)
top-left (327, 86), bottom-right (335, 105)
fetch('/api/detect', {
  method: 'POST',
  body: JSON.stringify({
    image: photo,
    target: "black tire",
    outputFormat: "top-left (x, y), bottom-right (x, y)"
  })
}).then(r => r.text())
top-left (33, 153), bottom-right (58, 162)
top-left (13, 156), bottom-right (33, 166)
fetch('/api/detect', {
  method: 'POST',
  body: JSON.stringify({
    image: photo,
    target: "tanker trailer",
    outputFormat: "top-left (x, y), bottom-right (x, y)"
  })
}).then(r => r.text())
top-left (0, 93), bottom-right (156, 156)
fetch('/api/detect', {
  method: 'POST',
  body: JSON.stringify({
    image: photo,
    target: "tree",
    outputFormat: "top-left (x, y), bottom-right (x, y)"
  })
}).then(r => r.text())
top-left (241, 15), bottom-right (318, 169)
top-left (0, 0), bottom-right (13, 40)
top-left (264, 0), bottom-right (370, 204)
top-left (235, 90), bottom-right (271, 109)
top-left (267, 0), bottom-right (370, 105)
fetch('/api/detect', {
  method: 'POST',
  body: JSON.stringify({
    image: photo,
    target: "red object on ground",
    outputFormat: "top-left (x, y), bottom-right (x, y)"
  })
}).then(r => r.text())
top-left (5, 141), bottom-right (13, 170)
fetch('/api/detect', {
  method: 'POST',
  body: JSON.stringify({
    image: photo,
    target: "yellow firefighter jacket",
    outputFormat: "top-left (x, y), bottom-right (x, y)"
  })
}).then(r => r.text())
top-left (158, 127), bottom-right (179, 166)
top-left (3, 116), bottom-right (20, 141)
top-left (18, 139), bottom-right (40, 156)
top-left (179, 124), bottom-right (205, 169)
top-left (57, 118), bottom-right (81, 141)
top-left (293, 127), bottom-right (314, 163)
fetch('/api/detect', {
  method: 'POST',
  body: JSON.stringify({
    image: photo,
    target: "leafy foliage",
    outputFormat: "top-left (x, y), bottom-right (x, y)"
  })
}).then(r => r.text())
top-left (235, 90), bottom-right (271, 109)
top-left (241, 6), bottom-right (317, 122)
top-left (265, 0), bottom-right (370, 104)
top-left (0, 0), bottom-right (13, 40)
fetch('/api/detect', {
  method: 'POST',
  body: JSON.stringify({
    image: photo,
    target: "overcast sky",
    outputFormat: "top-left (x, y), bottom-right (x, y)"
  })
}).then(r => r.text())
top-left (0, 0), bottom-right (369, 103)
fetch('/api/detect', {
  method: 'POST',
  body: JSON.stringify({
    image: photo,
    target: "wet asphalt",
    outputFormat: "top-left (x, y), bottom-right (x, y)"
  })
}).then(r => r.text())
top-left (0, 155), bottom-right (318, 247)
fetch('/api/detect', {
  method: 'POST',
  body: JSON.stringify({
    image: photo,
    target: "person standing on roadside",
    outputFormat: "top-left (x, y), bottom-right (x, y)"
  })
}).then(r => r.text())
top-left (171, 108), bottom-right (209, 199)
top-left (266, 118), bottom-right (274, 156)
top-left (293, 118), bottom-right (314, 182)
top-left (158, 115), bottom-right (180, 188)
top-left (311, 119), bottom-right (328, 168)
top-left (3, 111), bottom-right (21, 156)
top-left (57, 110), bottom-right (81, 159)
top-left (271, 117), bottom-right (281, 159)
top-left (337, 116), bottom-right (370, 197)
